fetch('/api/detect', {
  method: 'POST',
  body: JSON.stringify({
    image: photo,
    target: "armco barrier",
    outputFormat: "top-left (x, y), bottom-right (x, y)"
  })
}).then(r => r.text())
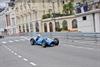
top-left (18, 32), bottom-right (100, 46)
top-left (29, 32), bottom-right (100, 41)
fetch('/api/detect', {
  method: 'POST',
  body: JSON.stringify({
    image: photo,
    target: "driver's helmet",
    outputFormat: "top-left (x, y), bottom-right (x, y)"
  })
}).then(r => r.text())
top-left (37, 34), bottom-right (41, 37)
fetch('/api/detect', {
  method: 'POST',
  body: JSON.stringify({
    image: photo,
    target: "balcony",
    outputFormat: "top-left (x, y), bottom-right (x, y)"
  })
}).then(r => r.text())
top-left (75, 1), bottom-right (100, 14)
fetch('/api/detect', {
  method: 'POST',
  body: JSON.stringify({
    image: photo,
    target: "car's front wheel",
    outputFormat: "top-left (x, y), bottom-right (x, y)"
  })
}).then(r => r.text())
top-left (54, 38), bottom-right (59, 46)
top-left (30, 38), bottom-right (35, 45)
top-left (42, 42), bottom-right (46, 48)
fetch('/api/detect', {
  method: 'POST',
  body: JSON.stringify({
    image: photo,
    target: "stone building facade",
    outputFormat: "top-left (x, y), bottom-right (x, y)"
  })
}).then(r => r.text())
top-left (5, 0), bottom-right (100, 35)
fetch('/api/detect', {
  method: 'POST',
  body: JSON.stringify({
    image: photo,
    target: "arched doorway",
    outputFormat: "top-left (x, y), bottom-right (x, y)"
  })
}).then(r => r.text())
top-left (35, 22), bottom-right (39, 32)
top-left (19, 25), bottom-right (21, 33)
top-left (72, 19), bottom-right (78, 28)
top-left (44, 23), bottom-right (47, 32)
top-left (30, 22), bottom-right (33, 32)
top-left (26, 23), bottom-right (29, 32)
top-left (55, 22), bottom-right (60, 31)
top-left (62, 20), bottom-right (68, 31)
top-left (49, 22), bottom-right (53, 32)
top-left (23, 24), bottom-right (25, 32)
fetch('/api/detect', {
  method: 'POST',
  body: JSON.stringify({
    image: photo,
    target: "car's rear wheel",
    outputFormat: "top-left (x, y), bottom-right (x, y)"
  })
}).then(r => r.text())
top-left (30, 38), bottom-right (35, 45)
top-left (54, 38), bottom-right (59, 46)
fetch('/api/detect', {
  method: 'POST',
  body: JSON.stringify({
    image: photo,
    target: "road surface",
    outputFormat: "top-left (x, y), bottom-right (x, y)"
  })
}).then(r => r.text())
top-left (0, 36), bottom-right (100, 67)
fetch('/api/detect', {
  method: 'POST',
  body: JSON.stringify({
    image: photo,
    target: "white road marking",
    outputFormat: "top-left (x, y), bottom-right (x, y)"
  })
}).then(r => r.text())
top-left (7, 47), bottom-right (10, 50)
top-left (22, 37), bottom-right (30, 41)
top-left (2, 41), bottom-right (7, 44)
top-left (20, 39), bottom-right (25, 41)
top-left (30, 62), bottom-right (36, 66)
top-left (11, 51), bottom-right (14, 53)
top-left (23, 58), bottom-right (28, 61)
top-left (14, 53), bottom-right (17, 55)
top-left (3, 45), bottom-right (11, 51)
top-left (9, 41), bottom-right (13, 43)
top-left (8, 49), bottom-right (11, 51)
top-left (15, 40), bottom-right (19, 42)
top-left (3, 44), bottom-right (37, 66)
top-left (18, 55), bottom-right (22, 58)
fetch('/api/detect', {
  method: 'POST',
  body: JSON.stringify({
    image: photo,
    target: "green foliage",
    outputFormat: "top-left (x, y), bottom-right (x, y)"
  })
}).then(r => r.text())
top-left (42, 14), bottom-right (51, 19)
top-left (55, 27), bottom-right (62, 32)
top-left (42, 2), bottom-right (74, 19)
top-left (42, 13), bottom-right (69, 19)
top-left (63, 4), bottom-right (69, 14)
top-left (63, 2), bottom-right (74, 15)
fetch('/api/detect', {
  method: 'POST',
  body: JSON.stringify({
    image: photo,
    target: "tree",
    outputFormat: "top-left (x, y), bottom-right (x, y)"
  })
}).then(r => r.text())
top-left (68, 2), bottom-right (74, 15)
top-left (63, 2), bottom-right (74, 15)
top-left (63, 3), bottom-right (69, 15)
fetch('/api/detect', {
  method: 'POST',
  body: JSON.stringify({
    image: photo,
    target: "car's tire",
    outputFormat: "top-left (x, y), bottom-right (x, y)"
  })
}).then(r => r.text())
top-left (42, 42), bottom-right (46, 48)
top-left (54, 38), bottom-right (59, 46)
top-left (50, 43), bottom-right (55, 47)
top-left (30, 38), bottom-right (35, 45)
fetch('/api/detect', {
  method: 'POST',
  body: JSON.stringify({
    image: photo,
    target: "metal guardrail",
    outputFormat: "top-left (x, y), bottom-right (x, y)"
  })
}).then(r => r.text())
top-left (16, 32), bottom-right (100, 47)
top-left (27, 32), bottom-right (100, 41)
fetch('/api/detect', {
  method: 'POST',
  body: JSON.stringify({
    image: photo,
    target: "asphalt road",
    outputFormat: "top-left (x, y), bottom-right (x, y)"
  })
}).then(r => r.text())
top-left (0, 36), bottom-right (100, 67)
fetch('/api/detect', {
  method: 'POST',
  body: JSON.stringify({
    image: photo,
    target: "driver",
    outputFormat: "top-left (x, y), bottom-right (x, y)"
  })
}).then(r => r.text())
top-left (36, 34), bottom-right (41, 41)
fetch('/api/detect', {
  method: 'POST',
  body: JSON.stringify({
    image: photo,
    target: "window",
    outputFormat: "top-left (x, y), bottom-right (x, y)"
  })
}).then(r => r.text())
top-left (61, 0), bottom-right (65, 4)
top-left (49, 22), bottom-right (53, 32)
top-left (19, 25), bottom-right (21, 33)
top-left (44, 23), bottom-right (47, 32)
top-left (26, 23), bottom-right (29, 32)
top-left (62, 20), bottom-right (68, 30)
top-left (23, 25), bottom-right (25, 32)
top-left (30, 23), bottom-right (33, 32)
top-left (83, 16), bottom-right (87, 20)
top-left (55, 22), bottom-right (60, 31)
top-left (72, 19), bottom-right (78, 28)
top-left (35, 22), bottom-right (39, 32)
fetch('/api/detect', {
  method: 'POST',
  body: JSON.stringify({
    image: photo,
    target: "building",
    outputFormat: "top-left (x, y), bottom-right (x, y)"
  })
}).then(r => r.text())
top-left (5, 0), bottom-right (100, 35)
top-left (6, 0), bottom-right (72, 35)
top-left (0, 3), bottom-right (8, 35)
top-left (77, 9), bottom-right (100, 32)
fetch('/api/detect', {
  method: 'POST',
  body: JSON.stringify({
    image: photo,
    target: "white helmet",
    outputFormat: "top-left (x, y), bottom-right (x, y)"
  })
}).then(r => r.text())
top-left (37, 34), bottom-right (41, 37)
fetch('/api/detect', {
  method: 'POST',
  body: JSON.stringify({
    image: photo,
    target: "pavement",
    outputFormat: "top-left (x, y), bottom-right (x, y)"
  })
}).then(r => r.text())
top-left (0, 36), bottom-right (100, 67)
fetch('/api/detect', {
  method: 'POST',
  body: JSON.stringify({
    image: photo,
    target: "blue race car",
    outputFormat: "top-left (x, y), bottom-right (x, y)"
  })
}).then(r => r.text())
top-left (30, 35), bottom-right (59, 48)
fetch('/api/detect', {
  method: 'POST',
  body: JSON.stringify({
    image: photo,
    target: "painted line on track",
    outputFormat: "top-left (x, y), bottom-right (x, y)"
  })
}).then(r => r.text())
top-left (18, 55), bottom-right (22, 58)
top-left (2, 41), bottom-right (7, 44)
top-left (20, 39), bottom-right (26, 41)
top-left (11, 51), bottom-right (14, 53)
top-left (23, 58), bottom-right (28, 62)
top-left (9, 41), bottom-right (14, 43)
top-left (30, 62), bottom-right (36, 66)
top-left (14, 53), bottom-right (17, 55)
top-left (14, 40), bottom-right (19, 42)
top-left (3, 45), bottom-right (37, 66)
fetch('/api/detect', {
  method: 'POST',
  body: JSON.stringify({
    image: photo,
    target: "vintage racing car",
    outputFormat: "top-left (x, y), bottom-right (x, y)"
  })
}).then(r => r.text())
top-left (30, 35), bottom-right (59, 48)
